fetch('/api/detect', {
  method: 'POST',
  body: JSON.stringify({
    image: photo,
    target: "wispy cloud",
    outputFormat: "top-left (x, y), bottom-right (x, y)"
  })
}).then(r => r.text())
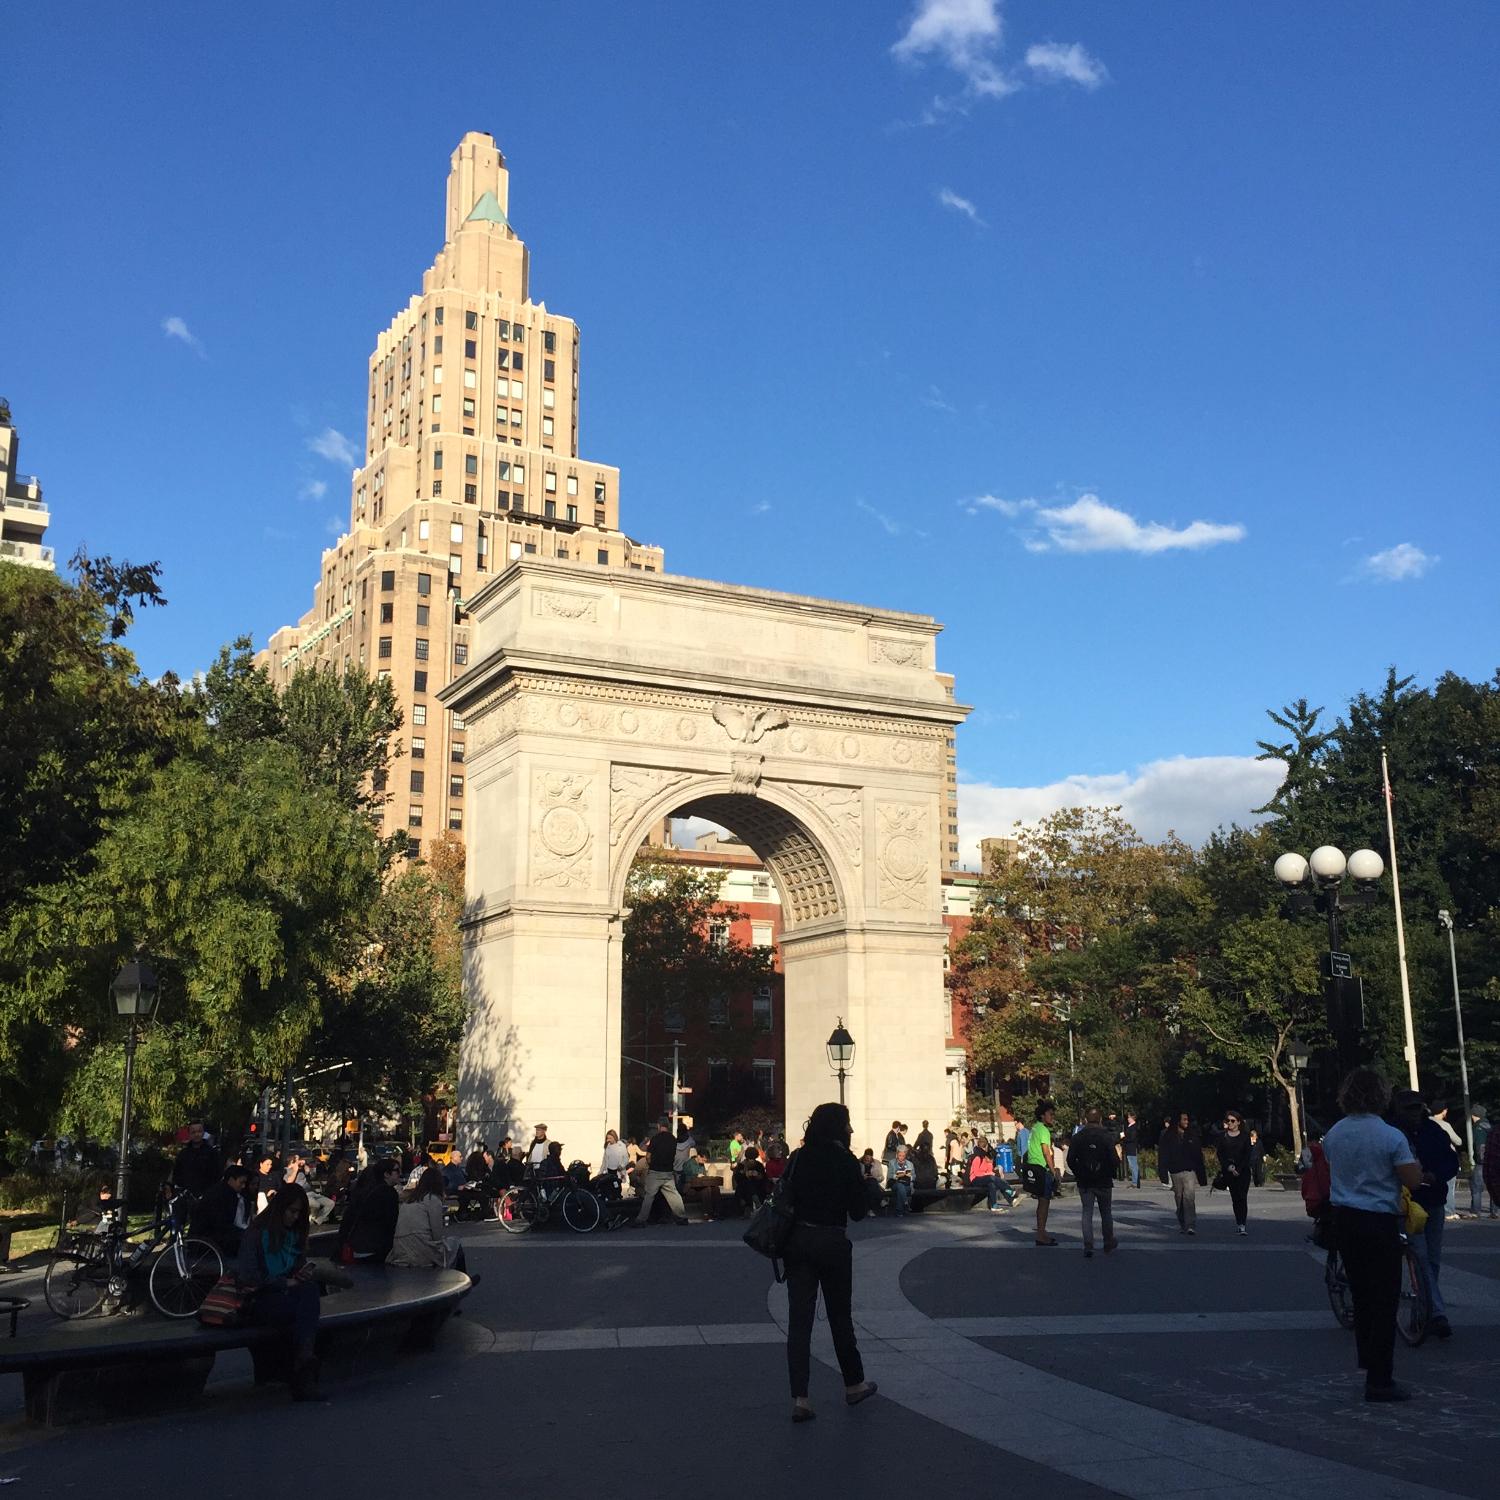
top-left (299, 478), bottom-right (329, 502)
top-left (325, 515), bottom-right (344, 537)
top-left (967, 492), bottom-right (1245, 554)
top-left (308, 427), bottom-right (357, 467)
top-left (161, 315), bottom-right (205, 358)
top-left (957, 754), bottom-right (1285, 864)
top-left (1025, 41), bottom-right (1108, 89)
top-left (856, 499), bottom-right (928, 540)
top-left (920, 384), bottom-right (957, 413)
top-left (892, 1), bottom-right (1105, 113)
top-left (1358, 542), bottom-right (1437, 583)
top-left (936, 187), bottom-right (986, 226)
top-left (749, 501), bottom-right (772, 516)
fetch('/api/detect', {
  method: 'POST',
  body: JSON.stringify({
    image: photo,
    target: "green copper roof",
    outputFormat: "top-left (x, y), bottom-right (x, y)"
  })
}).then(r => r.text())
top-left (466, 191), bottom-right (508, 227)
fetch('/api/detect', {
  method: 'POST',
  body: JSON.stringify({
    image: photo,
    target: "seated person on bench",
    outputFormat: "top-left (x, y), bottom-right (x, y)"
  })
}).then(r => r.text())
top-left (733, 1148), bottom-right (771, 1215)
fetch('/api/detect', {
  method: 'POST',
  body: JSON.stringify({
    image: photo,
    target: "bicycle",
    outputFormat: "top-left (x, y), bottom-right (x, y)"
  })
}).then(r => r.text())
top-left (1324, 1234), bottom-right (1432, 1347)
top-left (44, 1189), bottom-right (224, 1320)
top-left (497, 1170), bottom-right (602, 1235)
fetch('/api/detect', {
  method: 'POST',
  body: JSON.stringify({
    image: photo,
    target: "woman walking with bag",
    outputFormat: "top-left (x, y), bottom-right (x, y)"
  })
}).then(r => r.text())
top-left (782, 1102), bottom-right (878, 1423)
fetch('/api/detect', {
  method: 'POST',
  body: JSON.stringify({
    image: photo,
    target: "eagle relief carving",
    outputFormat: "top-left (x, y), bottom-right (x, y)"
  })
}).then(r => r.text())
top-left (711, 702), bottom-right (788, 745)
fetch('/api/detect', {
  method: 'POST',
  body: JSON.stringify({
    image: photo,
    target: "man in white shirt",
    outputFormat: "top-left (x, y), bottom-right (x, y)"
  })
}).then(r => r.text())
top-left (526, 1125), bottom-right (550, 1169)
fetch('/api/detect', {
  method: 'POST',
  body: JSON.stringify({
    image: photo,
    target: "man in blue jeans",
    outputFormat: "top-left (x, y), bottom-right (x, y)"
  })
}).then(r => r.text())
top-left (1471, 1106), bottom-right (1493, 1216)
top-left (1122, 1113), bottom-right (1141, 1188)
top-left (889, 1146), bottom-right (914, 1214)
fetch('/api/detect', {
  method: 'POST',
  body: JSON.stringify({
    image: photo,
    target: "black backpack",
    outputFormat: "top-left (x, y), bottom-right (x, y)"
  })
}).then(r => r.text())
top-left (1069, 1131), bottom-right (1113, 1186)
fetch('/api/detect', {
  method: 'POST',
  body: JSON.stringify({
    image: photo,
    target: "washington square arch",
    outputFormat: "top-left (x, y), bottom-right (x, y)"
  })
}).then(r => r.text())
top-left (441, 559), bottom-right (968, 1153)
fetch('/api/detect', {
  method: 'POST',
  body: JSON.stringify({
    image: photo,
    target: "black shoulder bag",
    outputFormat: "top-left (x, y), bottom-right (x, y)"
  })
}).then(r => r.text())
top-left (742, 1151), bottom-right (799, 1282)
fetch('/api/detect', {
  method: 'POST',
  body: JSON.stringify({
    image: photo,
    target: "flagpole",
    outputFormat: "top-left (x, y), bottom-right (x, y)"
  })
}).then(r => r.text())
top-left (1382, 749), bottom-right (1420, 1089)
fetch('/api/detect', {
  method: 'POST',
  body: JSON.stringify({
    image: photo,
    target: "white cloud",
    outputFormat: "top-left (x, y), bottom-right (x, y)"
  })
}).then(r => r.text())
top-left (892, 0), bottom-right (1014, 98)
top-left (308, 427), bottom-right (357, 467)
top-left (161, 315), bottom-right (205, 357)
top-left (1359, 542), bottom-right (1437, 583)
top-left (1009, 494), bottom-right (1245, 554)
top-left (937, 187), bottom-right (986, 225)
top-left (856, 498), bottom-right (927, 540)
top-left (920, 384), bottom-right (957, 413)
top-left (964, 493), bottom-right (1036, 519)
top-left (324, 515), bottom-right (344, 537)
top-left (957, 755), bottom-right (1286, 863)
top-left (299, 478), bottom-right (328, 502)
top-left (1025, 41), bottom-right (1108, 89)
top-left (750, 501), bottom-right (772, 516)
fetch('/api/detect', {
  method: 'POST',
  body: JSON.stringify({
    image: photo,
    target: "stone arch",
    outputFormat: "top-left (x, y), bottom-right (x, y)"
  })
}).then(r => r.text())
top-left (607, 776), bottom-right (852, 931)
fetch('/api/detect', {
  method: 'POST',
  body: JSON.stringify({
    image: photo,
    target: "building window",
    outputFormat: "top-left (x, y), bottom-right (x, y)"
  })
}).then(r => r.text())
top-left (566, 475), bottom-right (579, 496)
top-left (542, 416), bottom-right (554, 436)
top-left (454, 643), bottom-right (468, 665)
top-left (433, 335), bottom-right (443, 355)
top-left (512, 351), bottom-right (524, 372)
top-left (377, 637), bottom-right (392, 659)
top-left (417, 573), bottom-right (431, 597)
top-left (418, 519), bottom-right (430, 541)
top-left (594, 480), bottom-right (607, 502)
top-left (415, 603), bottom-right (430, 627)
top-left (708, 1058), bottom-right (730, 1092)
top-left (462, 397), bottom-right (475, 418)
top-left (413, 670), bottom-right (428, 694)
top-left (381, 570), bottom-right (395, 591)
top-left (708, 921), bottom-right (728, 949)
top-left (566, 504), bottom-right (578, 523)
top-left (409, 769), bottom-right (425, 793)
top-left (597, 549), bottom-right (609, 565)
top-left (449, 554), bottom-right (462, 574)
top-left (464, 454), bottom-right (478, 476)
top-left (753, 1059), bottom-right (776, 1102)
top-left (543, 330), bottom-right (557, 353)
top-left (708, 994), bottom-right (728, 1030)
top-left (452, 714), bottom-right (465, 730)
top-left (544, 471), bottom-right (557, 493)
top-left (544, 359), bottom-right (555, 382)
top-left (379, 602), bottom-right (393, 623)
top-left (434, 307), bottom-right (444, 325)
top-left (464, 310), bottom-right (477, 330)
top-left (448, 810), bottom-right (463, 830)
top-left (751, 920), bottom-right (773, 948)
top-left (753, 986), bottom-right (773, 1032)
top-left (463, 368), bottom-right (476, 390)
top-left (411, 736), bottom-right (425, 759)
top-left (451, 742), bottom-right (465, 762)
top-left (408, 806), bottom-right (423, 827)
top-left (544, 499), bottom-right (556, 519)
top-left (664, 1004), bottom-right (685, 1034)
top-left (450, 776), bottom-right (463, 799)
top-left (414, 638), bottom-right (429, 661)
top-left (523, 542), bottom-right (537, 554)
top-left (464, 339), bottom-right (477, 359)
top-left (412, 703), bottom-right (427, 726)
top-left (498, 319), bottom-right (510, 339)
top-left (464, 483), bottom-right (477, 502)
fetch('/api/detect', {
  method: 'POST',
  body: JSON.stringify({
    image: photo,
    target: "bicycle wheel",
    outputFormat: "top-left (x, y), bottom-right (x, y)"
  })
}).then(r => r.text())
top-left (44, 1245), bottom-right (111, 1319)
top-left (561, 1188), bottom-right (602, 1234)
top-left (1325, 1249), bottom-right (1355, 1330)
top-left (148, 1237), bottom-right (223, 1318)
top-left (498, 1186), bottom-right (539, 1234)
top-left (1396, 1242), bottom-right (1431, 1347)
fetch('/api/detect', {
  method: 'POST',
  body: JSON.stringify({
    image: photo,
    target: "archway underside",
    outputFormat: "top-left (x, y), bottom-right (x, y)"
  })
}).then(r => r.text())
top-left (678, 794), bottom-right (843, 928)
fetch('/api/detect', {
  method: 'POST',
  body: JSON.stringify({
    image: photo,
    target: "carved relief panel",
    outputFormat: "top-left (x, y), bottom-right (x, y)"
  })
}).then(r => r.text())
top-left (875, 800), bottom-right (929, 911)
top-left (529, 769), bottom-right (597, 889)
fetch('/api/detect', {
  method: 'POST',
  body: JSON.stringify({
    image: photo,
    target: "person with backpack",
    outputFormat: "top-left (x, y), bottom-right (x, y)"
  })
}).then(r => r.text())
top-left (1469, 1106), bottom-right (1492, 1216)
top-left (1070, 1108), bottom-right (1119, 1258)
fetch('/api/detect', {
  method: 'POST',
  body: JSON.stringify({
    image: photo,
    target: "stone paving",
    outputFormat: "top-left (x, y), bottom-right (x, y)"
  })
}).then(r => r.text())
top-left (1, 1183), bottom-right (1496, 1498)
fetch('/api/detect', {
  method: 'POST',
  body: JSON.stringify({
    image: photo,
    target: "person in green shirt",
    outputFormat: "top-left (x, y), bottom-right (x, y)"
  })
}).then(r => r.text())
top-left (728, 1131), bottom-right (745, 1166)
top-left (1027, 1101), bottom-right (1059, 1246)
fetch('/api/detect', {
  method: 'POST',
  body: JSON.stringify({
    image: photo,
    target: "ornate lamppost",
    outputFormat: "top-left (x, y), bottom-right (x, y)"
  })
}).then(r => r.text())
top-left (110, 959), bottom-right (160, 1214)
top-left (826, 1019), bottom-right (855, 1107)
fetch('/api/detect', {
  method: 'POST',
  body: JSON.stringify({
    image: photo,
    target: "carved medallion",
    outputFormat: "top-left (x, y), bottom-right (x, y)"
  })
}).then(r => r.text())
top-left (876, 801), bottom-right (928, 911)
top-left (531, 771), bottom-right (595, 888)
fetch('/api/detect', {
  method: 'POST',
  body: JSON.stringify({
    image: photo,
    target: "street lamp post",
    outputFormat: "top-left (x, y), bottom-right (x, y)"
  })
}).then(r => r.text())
top-left (826, 1019), bottom-right (855, 1107)
top-left (110, 959), bottom-right (160, 1215)
top-left (1274, 845), bottom-right (1385, 1076)
top-left (1286, 1033), bottom-right (1311, 1159)
top-left (1437, 910), bottom-right (1474, 1162)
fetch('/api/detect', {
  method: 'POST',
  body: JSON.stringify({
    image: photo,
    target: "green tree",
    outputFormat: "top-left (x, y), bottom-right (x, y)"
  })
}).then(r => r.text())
top-left (621, 851), bottom-right (774, 1132)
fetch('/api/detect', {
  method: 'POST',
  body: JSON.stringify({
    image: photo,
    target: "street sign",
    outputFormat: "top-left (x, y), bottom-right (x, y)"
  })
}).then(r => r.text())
top-left (1324, 951), bottom-right (1354, 979)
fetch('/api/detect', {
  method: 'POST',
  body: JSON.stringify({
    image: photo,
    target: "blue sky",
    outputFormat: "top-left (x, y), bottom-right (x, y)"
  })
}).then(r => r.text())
top-left (6, 2), bottom-right (1497, 858)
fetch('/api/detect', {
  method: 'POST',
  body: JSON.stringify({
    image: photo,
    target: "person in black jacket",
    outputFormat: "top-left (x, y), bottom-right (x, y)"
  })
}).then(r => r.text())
top-left (171, 1122), bottom-right (221, 1200)
top-left (782, 1102), bottom-right (878, 1423)
top-left (195, 1164), bottom-right (251, 1256)
top-left (337, 1159), bottom-right (400, 1262)
top-left (1216, 1110), bottom-right (1254, 1235)
top-left (1158, 1112), bottom-right (1207, 1235)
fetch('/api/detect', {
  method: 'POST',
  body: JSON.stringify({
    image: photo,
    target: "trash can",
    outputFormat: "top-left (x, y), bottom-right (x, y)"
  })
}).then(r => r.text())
top-left (996, 1143), bottom-right (1014, 1175)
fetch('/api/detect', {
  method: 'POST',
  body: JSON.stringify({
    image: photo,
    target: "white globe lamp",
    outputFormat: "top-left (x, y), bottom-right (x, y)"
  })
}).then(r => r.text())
top-left (1309, 845), bottom-right (1347, 883)
top-left (1273, 852), bottom-right (1309, 888)
top-left (1346, 848), bottom-right (1384, 884)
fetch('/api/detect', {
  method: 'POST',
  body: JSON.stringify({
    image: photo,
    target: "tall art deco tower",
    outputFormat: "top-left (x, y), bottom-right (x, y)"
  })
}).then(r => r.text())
top-left (263, 134), bottom-right (663, 848)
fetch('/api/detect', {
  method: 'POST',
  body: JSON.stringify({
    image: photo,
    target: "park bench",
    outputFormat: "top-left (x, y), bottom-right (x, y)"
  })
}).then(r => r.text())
top-left (910, 1186), bottom-right (987, 1213)
top-left (0, 1264), bottom-right (470, 1426)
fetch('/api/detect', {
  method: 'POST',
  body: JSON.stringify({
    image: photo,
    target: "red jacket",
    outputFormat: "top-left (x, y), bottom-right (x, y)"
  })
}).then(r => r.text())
top-left (1301, 1141), bottom-right (1331, 1217)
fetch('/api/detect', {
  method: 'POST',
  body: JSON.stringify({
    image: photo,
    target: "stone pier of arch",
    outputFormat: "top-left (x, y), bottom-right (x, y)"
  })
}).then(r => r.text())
top-left (440, 560), bottom-right (968, 1155)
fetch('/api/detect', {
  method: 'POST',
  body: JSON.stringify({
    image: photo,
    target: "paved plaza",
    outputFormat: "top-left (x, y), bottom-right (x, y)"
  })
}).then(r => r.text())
top-left (3, 1185), bottom-right (1498, 1498)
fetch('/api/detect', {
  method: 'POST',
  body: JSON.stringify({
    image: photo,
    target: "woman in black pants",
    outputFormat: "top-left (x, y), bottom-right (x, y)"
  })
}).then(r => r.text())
top-left (1218, 1110), bottom-right (1254, 1235)
top-left (782, 1102), bottom-right (879, 1423)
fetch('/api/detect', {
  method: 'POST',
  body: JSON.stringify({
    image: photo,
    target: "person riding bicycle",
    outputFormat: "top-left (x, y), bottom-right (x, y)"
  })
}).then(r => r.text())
top-left (1389, 1088), bottom-right (1458, 1340)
